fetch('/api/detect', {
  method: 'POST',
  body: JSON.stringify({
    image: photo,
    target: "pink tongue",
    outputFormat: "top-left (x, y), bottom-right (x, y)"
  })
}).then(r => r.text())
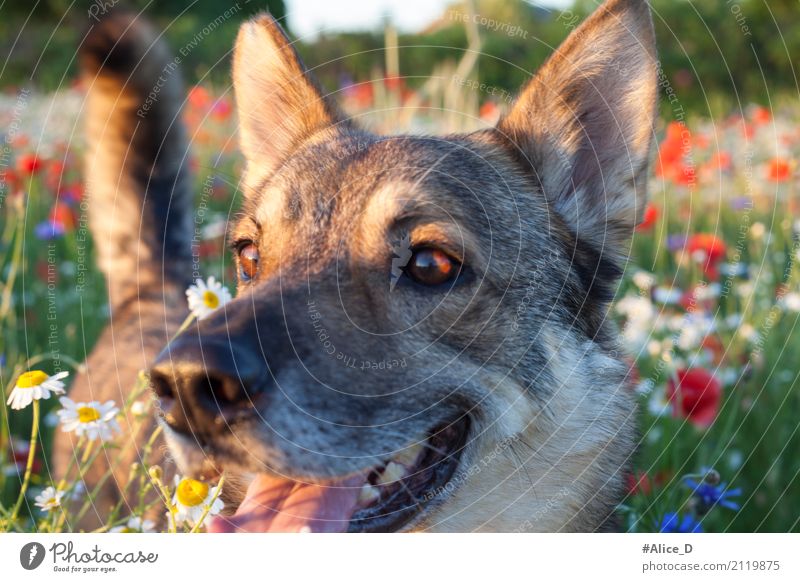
top-left (208, 474), bottom-right (364, 533)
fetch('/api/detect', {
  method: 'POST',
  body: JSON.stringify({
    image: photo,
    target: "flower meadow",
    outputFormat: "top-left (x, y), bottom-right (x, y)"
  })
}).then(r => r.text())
top-left (0, 81), bottom-right (799, 533)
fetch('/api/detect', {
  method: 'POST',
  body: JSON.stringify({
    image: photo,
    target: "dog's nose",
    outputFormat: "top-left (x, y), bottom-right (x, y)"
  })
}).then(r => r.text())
top-left (149, 335), bottom-right (265, 438)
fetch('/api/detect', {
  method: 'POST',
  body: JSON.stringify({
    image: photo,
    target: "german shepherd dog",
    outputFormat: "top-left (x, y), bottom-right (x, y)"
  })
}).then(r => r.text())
top-left (54, 0), bottom-right (657, 532)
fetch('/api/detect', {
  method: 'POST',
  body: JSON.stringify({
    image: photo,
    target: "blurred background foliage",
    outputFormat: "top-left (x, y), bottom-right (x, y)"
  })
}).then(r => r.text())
top-left (1, 0), bottom-right (797, 117)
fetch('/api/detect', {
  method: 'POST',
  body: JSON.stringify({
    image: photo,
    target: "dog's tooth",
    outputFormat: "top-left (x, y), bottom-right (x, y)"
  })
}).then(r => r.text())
top-left (377, 461), bottom-right (407, 485)
top-left (358, 484), bottom-right (380, 504)
top-left (392, 443), bottom-right (424, 467)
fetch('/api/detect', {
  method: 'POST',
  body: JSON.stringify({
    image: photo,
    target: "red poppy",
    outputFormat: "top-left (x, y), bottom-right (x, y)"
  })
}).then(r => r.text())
top-left (194, 128), bottom-right (213, 145)
top-left (211, 96), bottom-right (233, 121)
top-left (384, 75), bottom-right (403, 92)
top-left (706, 151), bottom-right (732, 171)
top-left (625, 357), bottom-right (640, 387)
top-left (694, 133), bottom-right (711, 150)
top-left (188, 85), bottom-right (212, 110)
top-left (1, 168), bottom-right (20, 192)
top-left (667, 368), bottom-right (722, 428)
top-left (686, 234), bottom-right (726, 278)
top-left (11, 134), bottom-right (29, 148)
top-left (687, 234), bottom-right (726, 262)
top-left (766, 157), bottom-right (792, 182)
top-left (678, 290), bottom-right (693, 311)
top-left (655, 122), bottom-right (695, 186)
top-left (16, 153), bottom-right (43, 175)
top-left (49, 201), bottom-right (77, 230)
top-left (626, 472), bottom-right (653, 496)
top-left (636, 203), bottom-right (659, 231)
top-left (655, 122), bottom-right (686, 176)
top-left (673, 163), bottom-right (696, 187)
top-left (48, 159), bottom-right (65, 178)
top-left (775, 283), bottom-right (790, 300)
top-left (479, 101), bottom-right (500, 122)
top-left (700, 335), bottom-right (725, 365)
top-left (45, 159), bottom-right (67, 190)
top-left (399, 88), bottom-right (416, 105)
top-left (36, 259), bottom-right (57, 283)
top-left (752, 106), bottom-right (771, 125)
top-left (197, 240), bottom-right (219, 258)
top-left (347, 83), bottom-right (374, 108)
top-left (626, 470), bottom-right (669, 496)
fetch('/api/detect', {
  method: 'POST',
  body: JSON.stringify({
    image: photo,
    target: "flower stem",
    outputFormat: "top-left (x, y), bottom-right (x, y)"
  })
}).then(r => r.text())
top-left (54, 435), bottom-right (86, 492)
top-left (80, 440), bottom-right (95, 465)
top-left (169, 313), bottom-right (196, 345)
top-left (9, 400), bottom-right (40, 522)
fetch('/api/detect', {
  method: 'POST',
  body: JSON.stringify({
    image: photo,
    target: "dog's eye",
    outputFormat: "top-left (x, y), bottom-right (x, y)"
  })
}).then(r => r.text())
top-left (237, 243), bottom-right (259, 281)
top-left (406, 248), bottom-right (459, 286)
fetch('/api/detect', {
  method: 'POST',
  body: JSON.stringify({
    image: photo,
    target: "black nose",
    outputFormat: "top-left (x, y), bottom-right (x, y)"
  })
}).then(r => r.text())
top-left (149, 334), bottom-right (265, 439)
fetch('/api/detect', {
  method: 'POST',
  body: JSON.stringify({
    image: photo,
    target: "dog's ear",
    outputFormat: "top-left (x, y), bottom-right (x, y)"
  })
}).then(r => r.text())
top-left (233, 14), bottom-right (345, 181)
top-left (497, 0), bottom-right (657, 257)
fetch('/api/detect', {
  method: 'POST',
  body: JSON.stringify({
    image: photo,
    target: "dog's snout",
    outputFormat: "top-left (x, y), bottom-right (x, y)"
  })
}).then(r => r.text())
top-left (149, 335), bottom-right (265, 438)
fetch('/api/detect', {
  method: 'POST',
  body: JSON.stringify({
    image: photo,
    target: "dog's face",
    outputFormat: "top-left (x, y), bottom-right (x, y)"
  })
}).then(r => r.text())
top-left (150, 0), bottom-right (657, 532)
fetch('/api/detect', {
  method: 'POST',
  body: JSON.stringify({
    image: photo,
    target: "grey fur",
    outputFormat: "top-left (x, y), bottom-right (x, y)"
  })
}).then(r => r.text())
top-left (60, 0), bottom-right (657, 532)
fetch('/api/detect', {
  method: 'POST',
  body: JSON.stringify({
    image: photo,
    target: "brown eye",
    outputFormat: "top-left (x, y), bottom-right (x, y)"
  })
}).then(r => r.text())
top-left (238, 243), bottom-right (259, 281)
top-left (406, 248), bottom-right (459, 286)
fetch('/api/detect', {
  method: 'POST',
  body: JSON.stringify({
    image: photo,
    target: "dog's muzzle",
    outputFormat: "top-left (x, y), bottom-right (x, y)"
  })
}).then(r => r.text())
top-left (149, 332), bottom-right (267, 440)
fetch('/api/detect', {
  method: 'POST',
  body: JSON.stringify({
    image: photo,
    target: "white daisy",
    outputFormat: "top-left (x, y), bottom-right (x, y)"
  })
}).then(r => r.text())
top-left (783, 292), bottom-right (800, 312)
top-left (6, 370), bottom-right (69, 410)
top-left (130, 400), bottom-right (149, 418)
top-left (647, 386), bottom-right (672, 417)
top-left (57, 397), bottom-right (121, 442)
top-left (110, 516), bottom-right (156, 533)
top-left (185, 276), bottom-right (232, 320)
top-left (749, 222), bottom-right (766, 240)
top-left (34, 486), bottom-right (65, 513)
top-left (171, 476), bottom-right (224, 527)
top-left (632, 270), bottom-right (656, 291)
top-left (652, 286), bottom-right (683, 305)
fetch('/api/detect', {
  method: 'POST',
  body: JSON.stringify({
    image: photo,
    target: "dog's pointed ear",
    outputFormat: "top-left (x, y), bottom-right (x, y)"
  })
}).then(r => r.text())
top-left (497, 0), bottom-right (657, 257)
top-left (233, 14), bottom-right (345, 180)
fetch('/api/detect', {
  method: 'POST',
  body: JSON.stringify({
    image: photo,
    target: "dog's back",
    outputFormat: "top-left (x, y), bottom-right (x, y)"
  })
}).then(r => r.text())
top-left (52, 12), bottom-right (190, 530)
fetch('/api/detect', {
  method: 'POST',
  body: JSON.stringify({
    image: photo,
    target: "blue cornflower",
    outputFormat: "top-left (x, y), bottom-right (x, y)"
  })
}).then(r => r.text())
top-left (34, 220), bottom-right (65, 240)
top-left (666, 234), bottom-right (688, 252)
top-left (684, 478), bottom-right (741, 512)
top-left (658, 512), bottom-right (703, 533)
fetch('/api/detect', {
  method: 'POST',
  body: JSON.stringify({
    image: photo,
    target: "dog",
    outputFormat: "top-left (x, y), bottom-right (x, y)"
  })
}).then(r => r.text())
top-left (54, 0), bottom-right (657, 532)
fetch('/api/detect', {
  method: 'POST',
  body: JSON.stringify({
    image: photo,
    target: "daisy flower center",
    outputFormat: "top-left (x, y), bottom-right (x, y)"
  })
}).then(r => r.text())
top-left (17, 370), bottom-right (49, 388)
top-left (177, 478), bottom-right (209, 507)
top-left (77, 406), bottom-right (101, 423)
top-left (202, 290), bottom-right (220, 309)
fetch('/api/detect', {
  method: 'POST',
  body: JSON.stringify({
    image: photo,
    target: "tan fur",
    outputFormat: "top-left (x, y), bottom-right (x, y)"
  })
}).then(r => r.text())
top-left (498, 0), bottom-right (657, 257)
top-left (63, 0), bottom-right (657, 532)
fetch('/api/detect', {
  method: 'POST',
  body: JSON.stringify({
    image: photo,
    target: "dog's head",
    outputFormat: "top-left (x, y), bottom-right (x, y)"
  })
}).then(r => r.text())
top-left (149, 0), bottom-right (657, 532)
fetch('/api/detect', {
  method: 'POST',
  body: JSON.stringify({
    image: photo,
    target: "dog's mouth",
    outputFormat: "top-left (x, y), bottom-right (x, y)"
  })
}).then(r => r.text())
top-left (208, 416), bottom-right (470, 533)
